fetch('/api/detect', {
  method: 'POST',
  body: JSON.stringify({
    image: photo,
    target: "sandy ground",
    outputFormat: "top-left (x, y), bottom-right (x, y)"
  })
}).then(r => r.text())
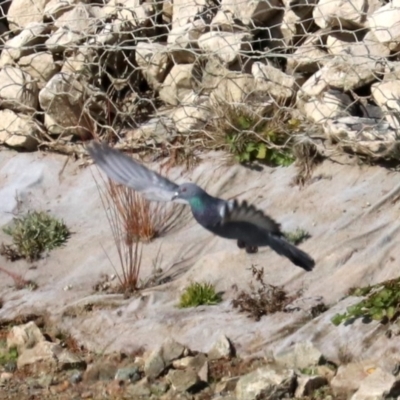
top-left (1, 148), bottom-right (400, 368)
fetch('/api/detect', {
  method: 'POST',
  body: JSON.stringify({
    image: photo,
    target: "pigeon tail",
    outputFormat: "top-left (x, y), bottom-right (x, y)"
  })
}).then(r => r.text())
top-left (267, 234), bottom-right (315, 271)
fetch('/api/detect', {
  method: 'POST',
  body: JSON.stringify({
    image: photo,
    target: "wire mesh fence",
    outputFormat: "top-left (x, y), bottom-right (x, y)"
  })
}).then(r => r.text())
top-left (0, 0), bottom-right (398, 163)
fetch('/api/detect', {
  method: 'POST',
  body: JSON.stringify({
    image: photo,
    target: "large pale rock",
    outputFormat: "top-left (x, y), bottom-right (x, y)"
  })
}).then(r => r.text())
top-left (208, 335), bottom-right (233, 360)
top-left (135, 42), bottom-right (170, 90)
top-left (236, 367), bottom-right (296, 400)
top-left (0, 66), bottom-right (38, 113)
top-left (17, 340), bottom-right (84, 370)
top-left (0, 111), bottom-right (40, 151)
top-left (0, 23), bottom-right (48, 67)
top-left (104, 0), bottom-right (153, 27)
top-left (252, 62), bottom-right (297, 100)
top-left (39, 73), bottom-right (91, 139)
top-left (7, 0), bottom-right (50, 32)
top-left (299, 90), bottom-right (354, 124)
top-left (7, 322), bottom-right (45, 353)
top-left (281, 9), bottom-right (315, 45)
top-left (324, 116), bottom-right (397, 159)
top-left (314, 0), bottom-right (382, 29)
top-left (144, 339), bottom-right (186, 379)
top-left (371, 80), bottom-right (400, 130)
top-left (210, 72), bottom-right (256, 104)
top-left (274, 341), bottom-right (323, 369)
top-left (44, 0), bottom-right (81, 20)
top-left (198, 31), bottom-right (253, 65)
top-left (61, 46), bottom-right (96, 74)
top-left (368, 0), bottom-right (400, 52)
top-left (171, 0), bottom-right (207, 29)
top-left (300, 55), bottom-right (384, 96)
top-left (219, 0), bottom-right (281, 25)
top-left (18, 52), bottom-right (59, 89)
top-left (331, 361), bottom-right (380, 397)
top-left (159, 64), bottom-right (193, 106)
top-left (45, 4), bottom-right (97, 53)
top-left (167, 19), bottom-right (208, 47)
top-left (171, 92), bottom-right (210, 133)
top-left (351, 368), bottom-right (400, 400)
top-left (287, 34), bottom-right (330, 73)
top-left (166, 368), bottom-right (200, 392)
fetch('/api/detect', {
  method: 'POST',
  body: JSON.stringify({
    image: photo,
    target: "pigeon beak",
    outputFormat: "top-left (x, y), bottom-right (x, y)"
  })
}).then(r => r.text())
top-left (172, 191), bottom-right (179, 200)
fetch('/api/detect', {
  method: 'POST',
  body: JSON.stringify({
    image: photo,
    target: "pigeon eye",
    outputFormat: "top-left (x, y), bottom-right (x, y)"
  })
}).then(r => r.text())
top-left (181, 187), bottom-right (187, 193)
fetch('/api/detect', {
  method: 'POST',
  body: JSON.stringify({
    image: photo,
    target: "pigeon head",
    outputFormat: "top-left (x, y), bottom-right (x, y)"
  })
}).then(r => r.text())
top-left (172, 183), bottom-right (206, 202)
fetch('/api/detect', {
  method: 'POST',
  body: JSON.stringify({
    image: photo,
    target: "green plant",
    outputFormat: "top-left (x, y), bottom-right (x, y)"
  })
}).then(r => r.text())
top-left (3, 211), bottom-right (70, 261)
top-left (0, 345), bottom-right (18, 366)
top-left (210, 102), bottom-right (298, 167)
top-left (178, 282), bottom-right (222, 308)
top-left (284, 228), bottom-right (311, 245)
top-left (331, 278), bottom-right (400, 326)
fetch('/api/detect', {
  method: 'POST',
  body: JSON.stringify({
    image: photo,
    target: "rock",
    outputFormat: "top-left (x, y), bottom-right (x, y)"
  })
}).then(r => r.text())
top-left (144, 339), bottom-right (186, 379)
top-left (84, 362), bottom-right (118, 382)
top-left (171, 92), bottom-right (210, 133)
top-left (295, 375), bottom-right (328, 397)
top-left (368, 0), bottom-right (400, 52)
top-left (198, 31), bottom-right (253, 65)
top-left (313, 0), bottom-right (382, 29)
top-left (371, 80), bottom-right (400, 130)
top-left (61, 46), bottom-right (96, 75)
top-left (252, 62), bottom-right (297, 101)
top-left (331, 361), bottom-right (379, 397)
top-left (125, 378), bottom-right (151, 397)
top-left (114, 365), bottom-right (141, 382)
top-left (236, 367), bottom-right (296, 400)
top-left (39, 73), bottom-right (92, 139)
top-left (324, 117), bottom-right (397, 158)
top-left (300, 90), bottom-right (354, 124)
top-left (17, 341), bottom-right (84, 370)
top-left (18, 52), bottom-right (59, 89)
top-left (215, 377), bottom-right (239, 393)
top-left (211, 72), bottom-right (255, 105)
top-left (103, 0), bottom-right (152, 28)
top-left (0, 23), bottom-right (49, 67)
top-left (351, 368), bottom-right (400, 400)
top-left (274, 341), bottom-right (323, 369)
top-left (7, 322), bottom-right (45, 353)
top-left (135, 42), bottom-right (170, 90)
top-left (45, 4), bottom-right (97, 53)
top-left (172, 353), bottom-right (207, 370)
top-left (69, 371), bottom-right (83, 384)
top-left (0, 66), bottom-right (38, 113)
top-left (159, 64), bottom-right (194, 106)
top-left (287, 36), bottom-right (329, 74)
top-left (126, 116), bottom-right (175, 145)
top-left (219, 0), bottom-right (281, 25)
top-left (167, 19), bottom-right (208, 48)
top-left (0, 109), bottom-right (41, 150)
top-left (0, 372), bottom-right (13, 382)
top-left (208, 335), bottom-right (234, 361)
top-left (167, 368), bottom-right (200, 392)
top-left (7, 0), bottom-right (50, 32)
top-left (171, 0), bottom-right (207, 29)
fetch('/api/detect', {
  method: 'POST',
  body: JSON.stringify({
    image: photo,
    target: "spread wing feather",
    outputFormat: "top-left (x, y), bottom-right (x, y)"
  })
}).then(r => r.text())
top-left (87, 142), bottom-right (185, 203)
top-left (220, 199), bottom-right (282, 235)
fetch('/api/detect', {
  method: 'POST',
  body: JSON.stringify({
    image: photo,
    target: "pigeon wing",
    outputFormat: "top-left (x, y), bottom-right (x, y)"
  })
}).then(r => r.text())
top-left (87, 142), bottom-right (184, 203)
top-left (220, 200), bottom-right (282, 235)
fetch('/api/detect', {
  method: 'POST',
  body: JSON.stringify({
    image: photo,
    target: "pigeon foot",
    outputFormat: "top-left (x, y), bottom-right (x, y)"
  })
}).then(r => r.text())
top-left (245, 245), bottom-right (258, 254)
top-left (237, 239), bottom-right (246, 249)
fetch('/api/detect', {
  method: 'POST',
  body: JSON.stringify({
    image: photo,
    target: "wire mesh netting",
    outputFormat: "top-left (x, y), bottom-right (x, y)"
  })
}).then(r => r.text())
top-left (0, 0), bottom-right (399, 162)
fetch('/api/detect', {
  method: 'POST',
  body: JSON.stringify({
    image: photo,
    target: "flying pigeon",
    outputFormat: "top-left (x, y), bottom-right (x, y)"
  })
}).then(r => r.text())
top-left (87, 142), bottom-right (315, 271)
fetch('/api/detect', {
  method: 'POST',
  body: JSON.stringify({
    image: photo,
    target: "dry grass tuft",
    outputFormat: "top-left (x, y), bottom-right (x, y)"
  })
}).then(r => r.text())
top-left (0, 265), bottom-right (37, 291)
top-left (93, 165), bottom-right (184, 293)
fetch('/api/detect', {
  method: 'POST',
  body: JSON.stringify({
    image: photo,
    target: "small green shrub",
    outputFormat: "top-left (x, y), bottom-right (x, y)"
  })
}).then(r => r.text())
top-left (331, 278), bottom-right (400, 326)
top-left (284, 228), bottom-right (311, 245)
top-left (3, 211), bottom-right (70, 261)
top-left (0, 345), bottom-right (18, 366)
top-left (178, 282), bottom-right (222, 308)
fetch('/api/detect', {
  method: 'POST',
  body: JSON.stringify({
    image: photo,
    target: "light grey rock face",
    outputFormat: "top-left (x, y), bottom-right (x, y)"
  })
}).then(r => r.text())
top-left (7, 0), bottom-right (50, 32)
top-left (208, 334), bottom-right (234, 361)
top-left (236, 367), bottom-right (296, 400)
top-left (274, 341), bottom-right (323, 369)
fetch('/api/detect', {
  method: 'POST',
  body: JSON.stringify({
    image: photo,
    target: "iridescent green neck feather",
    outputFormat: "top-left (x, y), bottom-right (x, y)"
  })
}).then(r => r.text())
top-left (189, 196), bottom-right (205, 211)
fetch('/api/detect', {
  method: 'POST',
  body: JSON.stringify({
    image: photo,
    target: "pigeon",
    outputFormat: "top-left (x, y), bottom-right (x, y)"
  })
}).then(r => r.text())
top-left (87, 141), bottom-right (315, 271)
